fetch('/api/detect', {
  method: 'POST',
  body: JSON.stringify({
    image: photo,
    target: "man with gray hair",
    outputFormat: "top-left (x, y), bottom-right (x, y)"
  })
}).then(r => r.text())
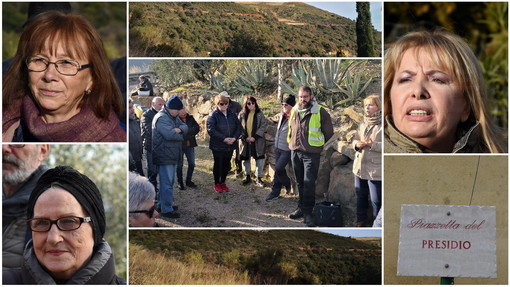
top-left (2, 144), bottom-right (50, 268)
top-left (141, 96), bottom-right (165, 193)
top-left (129, 172), bottom-right (159, 227)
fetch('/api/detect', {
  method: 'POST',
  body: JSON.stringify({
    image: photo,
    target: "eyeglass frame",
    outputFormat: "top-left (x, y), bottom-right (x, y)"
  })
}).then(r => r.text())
top-left (25, 56), bottom-right (92, 76)
top-left (6, 144), bottom-right (26, 148)
top-left (246, 102), bottom-right (254, 106)
top-left (129, 205), bottom-right (157, 218)
top-left (27, 216), bottom-right (92, 232)
top-left (218, 102), bottom-right (228, 106)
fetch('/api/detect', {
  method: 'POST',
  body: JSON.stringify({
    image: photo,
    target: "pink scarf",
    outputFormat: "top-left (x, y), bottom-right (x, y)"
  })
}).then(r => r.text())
top-left (4, 95), bottom-right (125, 142)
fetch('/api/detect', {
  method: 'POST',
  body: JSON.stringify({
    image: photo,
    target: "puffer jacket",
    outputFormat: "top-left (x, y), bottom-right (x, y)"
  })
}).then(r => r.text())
top-left (207, 108), bottom-right (242, 152)
top-left (239, 110), bottom-right (267, 159)
top-left (352, 112), bottom-right (382, 181)
top-left (152, 109), bottom-right (188, 165)
top-left (384, 116), bottom-right (490, 153)
top-left (2, 240), bottom-right (125, 284)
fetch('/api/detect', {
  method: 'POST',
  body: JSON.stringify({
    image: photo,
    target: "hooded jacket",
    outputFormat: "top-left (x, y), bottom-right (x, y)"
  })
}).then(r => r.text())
top-left (2, 240), bottom-right (125, 284)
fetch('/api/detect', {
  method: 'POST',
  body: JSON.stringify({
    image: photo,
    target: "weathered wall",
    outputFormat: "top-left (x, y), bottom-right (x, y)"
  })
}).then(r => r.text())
top-left (384, 155), bottom-right (508, 284)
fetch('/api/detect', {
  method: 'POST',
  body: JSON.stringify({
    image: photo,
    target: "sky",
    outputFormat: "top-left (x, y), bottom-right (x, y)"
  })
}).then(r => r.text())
top-left (321, 228), bottom-right (382, 238)
top-left (306, 2), bottom-right (382, 31)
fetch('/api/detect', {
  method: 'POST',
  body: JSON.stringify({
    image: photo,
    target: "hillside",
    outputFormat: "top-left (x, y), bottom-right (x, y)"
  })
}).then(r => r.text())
top-left (130, 230), bottom-right (381, 284)
top-left (129, 2), bottom-right (381, 57)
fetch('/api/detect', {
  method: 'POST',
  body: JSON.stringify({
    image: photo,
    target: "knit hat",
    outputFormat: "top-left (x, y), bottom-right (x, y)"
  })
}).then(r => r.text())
top-left (283, 95), bottom-right (296, 107)
top-left (165, 96), bottom-right (183, 110)
top-left (27, 166), bottom-right (106, 247)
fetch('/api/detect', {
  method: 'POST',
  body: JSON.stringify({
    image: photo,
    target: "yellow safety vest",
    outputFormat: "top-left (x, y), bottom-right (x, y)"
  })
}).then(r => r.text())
top-left (287, 106), bottom-right (325, 147)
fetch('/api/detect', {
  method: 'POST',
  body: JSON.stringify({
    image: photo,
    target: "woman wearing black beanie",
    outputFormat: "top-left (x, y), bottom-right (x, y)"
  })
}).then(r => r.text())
top-left (3, 166), bottom-right (125, 284)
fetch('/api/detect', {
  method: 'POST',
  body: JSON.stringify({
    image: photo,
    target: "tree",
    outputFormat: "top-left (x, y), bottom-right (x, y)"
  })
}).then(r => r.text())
top-left (356, 2), bottom-right (375, 57)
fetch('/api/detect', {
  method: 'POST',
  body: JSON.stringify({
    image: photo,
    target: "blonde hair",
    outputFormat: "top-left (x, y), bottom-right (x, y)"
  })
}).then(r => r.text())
top-left (363, 94), bottom-right (381, 109)
top-left (384, 30), bottom-right (506, 153)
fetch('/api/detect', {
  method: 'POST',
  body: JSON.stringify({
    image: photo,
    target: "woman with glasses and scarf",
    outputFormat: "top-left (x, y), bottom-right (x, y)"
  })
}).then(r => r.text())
top-left (129, 172), bottom-right (159, 227)
top-left (2, 11), bottom-right (125, 142)
top-left (239, 96), bottom-right (268, 187)
top-left (2, 166), bottom-right (125, 284)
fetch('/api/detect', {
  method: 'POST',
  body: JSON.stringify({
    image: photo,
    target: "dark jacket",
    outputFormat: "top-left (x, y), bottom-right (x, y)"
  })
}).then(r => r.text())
top-left (288, 101), bottom-right (334, 154)
top-left (2, 240), bottom-right (126, 284)
top-left (207, 108), bottom-right (242, 152)
top-left (141, 107), bottom-right (158, 151)
top-left (239, 110), bottom-right (267, 159)
top-left (152, 109), bottom-right (188, 165)
top-left (180, 114), bottom-right (200, 148)
top-left (128, 117), bottom-right (143, 174)
top-left (139, 79), bottom-right (154, 97)
top-left (228, 100), bottom-right (242, 116)
top-left (3, 165), bottom-right (48, 269)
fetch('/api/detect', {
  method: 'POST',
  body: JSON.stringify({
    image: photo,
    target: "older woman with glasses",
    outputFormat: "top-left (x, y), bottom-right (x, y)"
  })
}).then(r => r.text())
top-left (129, 172), bottom-right (159, 227)
top-left (2, 166), bottom-right (125, 284)
top-left (207, 93), bottom-right (242, 193)
top-left (2, 11), bottom-right (125, 142)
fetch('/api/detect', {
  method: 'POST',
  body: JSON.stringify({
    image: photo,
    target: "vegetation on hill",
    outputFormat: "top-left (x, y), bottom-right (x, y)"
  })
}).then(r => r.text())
top-left (129, 230), bottom-right (381, 285)
top-left (2, 2), bottom-right (126, 61)
top-left (129, 2), bottom-right (381, 57)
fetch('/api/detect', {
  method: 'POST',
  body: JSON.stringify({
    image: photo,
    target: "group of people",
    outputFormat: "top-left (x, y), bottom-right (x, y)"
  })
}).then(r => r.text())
top-left (2, 144), bottom-right (125, 284)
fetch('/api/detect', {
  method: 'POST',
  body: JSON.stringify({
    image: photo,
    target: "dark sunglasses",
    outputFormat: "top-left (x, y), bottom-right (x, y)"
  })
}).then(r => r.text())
top-left (281, 103), bottom-right (289, 107)
top-left (218, 102), bottom-right (228, 106)
top-left (129, 205), bottom-right (157, 218)
top-left (247, 102), bottom-right (254, 106)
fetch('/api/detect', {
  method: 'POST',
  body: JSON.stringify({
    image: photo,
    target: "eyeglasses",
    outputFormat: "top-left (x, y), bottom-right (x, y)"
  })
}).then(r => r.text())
top-left (129, 205), bottom-right (157, 218)
top-left (247, 102), bottom-right (254, 106)
top-left (7, 144), bottom-right (26, 148)
top-left (26, 56), bottom-right (92, 76)
top-left (27, 216), bottom-right (92, 232)
top-left (218, 102), bottom-right (228, 106)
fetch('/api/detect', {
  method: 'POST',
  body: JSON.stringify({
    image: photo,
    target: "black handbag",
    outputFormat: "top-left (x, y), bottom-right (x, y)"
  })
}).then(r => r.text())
top-left (313, 201), bottom-right (343, 227)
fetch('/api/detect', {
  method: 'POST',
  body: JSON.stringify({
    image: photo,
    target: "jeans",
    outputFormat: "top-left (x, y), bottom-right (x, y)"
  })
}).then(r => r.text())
top-left (212, 150), bottom-right (234, 184)
top-left (243, 158), bottom-right (264, 178)
top-left (291, 150), bottom-right (321, 214)
top-left (158, 164), bottom-right (177, 213)
top-left (271, 148), bottom-right (291, 194)
top-left (146, 149), bottom-right (158, 192)
top-left (354, 176), bottom-right (382, 222)
top-left (177, 147), bottom-right (196, 183)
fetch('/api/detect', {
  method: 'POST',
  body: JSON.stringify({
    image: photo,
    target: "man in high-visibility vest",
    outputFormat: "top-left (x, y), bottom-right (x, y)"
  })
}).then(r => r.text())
top-left (287, 86), bottom-right (334, 227)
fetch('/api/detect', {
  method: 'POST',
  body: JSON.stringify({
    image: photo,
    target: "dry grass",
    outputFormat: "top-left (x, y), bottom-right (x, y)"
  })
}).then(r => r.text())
top-left (129, 244), bottom-right (250, 285)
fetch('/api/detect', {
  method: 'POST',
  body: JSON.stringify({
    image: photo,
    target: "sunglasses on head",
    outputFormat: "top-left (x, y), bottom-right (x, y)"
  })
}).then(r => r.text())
top-left (129, 205), bottom-right (157, 218)
top-left (218, 102), bottom-right (228, 106)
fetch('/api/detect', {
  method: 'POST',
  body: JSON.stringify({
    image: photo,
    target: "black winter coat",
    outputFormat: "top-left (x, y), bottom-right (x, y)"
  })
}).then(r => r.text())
top-left (181, 114), bottom-right (200, 148)
top-left (207, 108), bottom-right (242, 152)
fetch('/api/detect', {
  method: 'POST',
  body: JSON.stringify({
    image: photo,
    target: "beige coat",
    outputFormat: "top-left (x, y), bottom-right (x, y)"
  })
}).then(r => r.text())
top-left (352, 118), bottom-right (382, 181)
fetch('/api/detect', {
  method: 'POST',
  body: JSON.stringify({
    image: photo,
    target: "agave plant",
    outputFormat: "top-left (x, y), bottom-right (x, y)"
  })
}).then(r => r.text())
top-left (335, 71), bottom-right (373, 107)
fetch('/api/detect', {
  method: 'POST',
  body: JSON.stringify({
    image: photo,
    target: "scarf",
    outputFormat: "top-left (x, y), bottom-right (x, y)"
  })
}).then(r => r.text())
top-left (365, 110), bottom-right (381, 126)
top-left (246, 110), bottom-right (255, 137)
top-left (6, 95), bottom-right (125, 142)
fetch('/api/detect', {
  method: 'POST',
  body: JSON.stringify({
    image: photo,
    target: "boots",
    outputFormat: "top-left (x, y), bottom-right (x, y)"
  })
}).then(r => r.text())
top-left (242, 175), bottom-right (251, 185)
top-left (304, 213), bottom-right (316, 227)
top-left (178, 180), bottom-right (186, 190)
top-left (254, 177), bottom-right (265, 187)
top-left (288, 208), bottom-right (303, 219)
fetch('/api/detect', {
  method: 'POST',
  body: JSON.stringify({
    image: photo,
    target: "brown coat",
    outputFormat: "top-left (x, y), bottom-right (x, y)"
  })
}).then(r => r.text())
top-left (288, 101), bottom-right (334, 154)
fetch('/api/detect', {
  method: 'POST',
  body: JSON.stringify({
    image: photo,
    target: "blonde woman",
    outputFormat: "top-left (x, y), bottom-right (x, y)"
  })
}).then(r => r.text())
top-left (384, 30), bottom-right (506, 153)
top-left (352, 95), bottom-right (382, 227)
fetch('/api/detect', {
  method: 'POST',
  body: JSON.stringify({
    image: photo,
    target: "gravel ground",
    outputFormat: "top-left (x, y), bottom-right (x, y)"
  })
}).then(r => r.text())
top-left (154, 142), bottom-right (307, 228)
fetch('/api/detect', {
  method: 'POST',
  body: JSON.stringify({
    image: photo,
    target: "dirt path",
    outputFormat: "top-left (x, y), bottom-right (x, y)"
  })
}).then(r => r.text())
top-left (155, 142), bottom-right (306, 228)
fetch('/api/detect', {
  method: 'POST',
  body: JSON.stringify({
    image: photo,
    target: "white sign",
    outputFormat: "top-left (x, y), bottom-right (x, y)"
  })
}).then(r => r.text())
top-left (397, 205), bottom-right (496, 278)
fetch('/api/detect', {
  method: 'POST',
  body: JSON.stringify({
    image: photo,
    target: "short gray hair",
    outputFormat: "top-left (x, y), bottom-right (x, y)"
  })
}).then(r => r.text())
top-left (129, 172), bottom-right (156, 219)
